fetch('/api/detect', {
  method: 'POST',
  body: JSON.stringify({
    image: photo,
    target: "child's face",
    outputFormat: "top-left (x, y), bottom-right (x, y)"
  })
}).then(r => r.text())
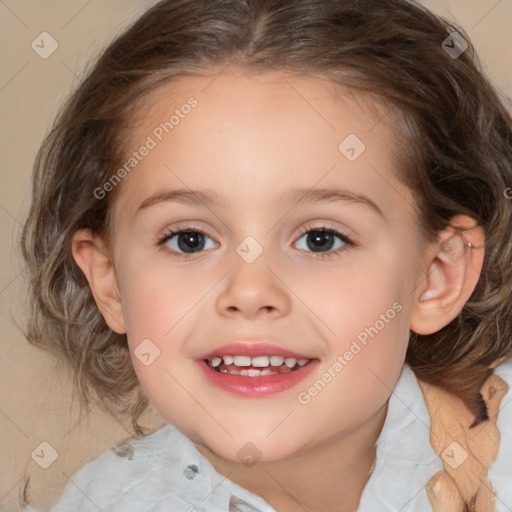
top-left (110, 67), bottom-right (425, 462)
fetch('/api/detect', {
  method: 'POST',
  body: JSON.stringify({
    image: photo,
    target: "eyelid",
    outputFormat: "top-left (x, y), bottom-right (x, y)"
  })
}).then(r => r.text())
top-left (157, 221), bottom-right (216, 241)
top-left (294, 221), bottom-right (355, 242)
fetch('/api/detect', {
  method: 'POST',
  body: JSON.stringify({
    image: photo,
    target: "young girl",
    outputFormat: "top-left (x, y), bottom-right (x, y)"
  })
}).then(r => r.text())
top-left (19, 0), bottom-right (512, 510)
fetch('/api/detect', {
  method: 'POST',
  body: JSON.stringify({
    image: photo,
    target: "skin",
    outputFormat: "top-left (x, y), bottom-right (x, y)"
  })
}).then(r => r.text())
top-left (72, 66), bottom-right (485, 511)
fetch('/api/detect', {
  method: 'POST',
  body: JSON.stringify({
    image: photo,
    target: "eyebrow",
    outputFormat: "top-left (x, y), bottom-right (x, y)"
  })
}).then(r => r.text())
top-left (136, 187), bottom-right (384, 218)
top-left (137, 189), bottom-right (226, 211)
top-left (285, 187), bottom-right (384, 218)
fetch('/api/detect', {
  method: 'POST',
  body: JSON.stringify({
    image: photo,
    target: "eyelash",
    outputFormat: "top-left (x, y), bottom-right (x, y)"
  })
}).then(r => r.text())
top-left (156, 222), bottom-right (356, 260)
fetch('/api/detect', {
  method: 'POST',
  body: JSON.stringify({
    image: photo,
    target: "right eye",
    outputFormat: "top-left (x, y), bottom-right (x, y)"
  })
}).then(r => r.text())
top-left (157, 228), bottom-right (219, 257)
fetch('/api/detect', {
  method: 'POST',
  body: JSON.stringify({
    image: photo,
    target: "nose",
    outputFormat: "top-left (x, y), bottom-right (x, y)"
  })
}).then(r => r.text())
top-left (215, 257), bottom-right (291, 320)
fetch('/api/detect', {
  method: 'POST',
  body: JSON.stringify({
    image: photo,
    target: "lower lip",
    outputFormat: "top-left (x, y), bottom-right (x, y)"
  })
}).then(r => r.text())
top-left (197, 359), bottom-right (319, 396)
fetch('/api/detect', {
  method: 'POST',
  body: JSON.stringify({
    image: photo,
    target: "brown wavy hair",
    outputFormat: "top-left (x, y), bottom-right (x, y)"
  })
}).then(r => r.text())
top-left (20, 0), bottom-right (512, 436)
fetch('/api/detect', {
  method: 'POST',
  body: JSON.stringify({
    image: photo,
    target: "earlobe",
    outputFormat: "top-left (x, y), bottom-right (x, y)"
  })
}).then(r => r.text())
top-left (71, 228), bottom-right (127, 334)
top-left (410, 216), bottom-right (485, 335)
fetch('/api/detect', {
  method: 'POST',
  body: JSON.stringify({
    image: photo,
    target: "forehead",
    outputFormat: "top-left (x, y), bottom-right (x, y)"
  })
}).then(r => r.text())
top-left (112, 66), bottom-right (412, 224)
top-left (134, 67), bottom-right (390, 142)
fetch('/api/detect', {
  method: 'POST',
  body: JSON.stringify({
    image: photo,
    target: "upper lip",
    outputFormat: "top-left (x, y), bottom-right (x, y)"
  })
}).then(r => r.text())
top-left (198, 342), bottom-right (315, 361)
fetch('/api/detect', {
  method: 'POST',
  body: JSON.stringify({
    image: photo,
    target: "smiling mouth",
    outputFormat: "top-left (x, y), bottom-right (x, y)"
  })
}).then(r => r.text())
top-left (204, 355), bottom-right (312, 376)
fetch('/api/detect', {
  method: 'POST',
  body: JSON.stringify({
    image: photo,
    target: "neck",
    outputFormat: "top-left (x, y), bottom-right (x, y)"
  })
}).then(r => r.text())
top-left (195, 402), bottom-right (388, 512)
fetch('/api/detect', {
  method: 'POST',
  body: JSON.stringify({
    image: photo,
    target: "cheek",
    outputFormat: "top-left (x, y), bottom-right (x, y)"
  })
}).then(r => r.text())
top-left (299, 254), bottom-right (411, 409)
top-left (297, 300), bottom-right (409, 440)
top-left (301, 252), bottom-right (408, 338)
top-left (116, 255), bottom-right (223, 398)
top-left (118, 254), bottom-right (211, 341)
top-left (116, 260), bottom-right (207, 419)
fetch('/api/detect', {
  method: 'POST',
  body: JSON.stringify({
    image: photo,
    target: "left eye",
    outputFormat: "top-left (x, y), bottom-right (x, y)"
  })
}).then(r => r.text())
top-left (294, 228), bottom-right (351, 253)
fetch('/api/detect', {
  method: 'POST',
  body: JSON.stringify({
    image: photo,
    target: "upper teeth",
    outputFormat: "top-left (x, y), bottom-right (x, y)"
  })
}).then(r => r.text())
top-left (209, 355), bottom-right (310, 368)
top-left (211, 356), bottom-right (223, 366)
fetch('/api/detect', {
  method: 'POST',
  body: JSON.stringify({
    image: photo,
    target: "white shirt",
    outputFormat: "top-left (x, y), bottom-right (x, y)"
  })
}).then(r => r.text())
top-left (23, 360), bottom-right (512, 512)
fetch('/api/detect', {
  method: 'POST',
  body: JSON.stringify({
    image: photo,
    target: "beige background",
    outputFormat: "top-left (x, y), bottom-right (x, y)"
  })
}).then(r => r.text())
top-left (1, 1), bottom-right (511, 511)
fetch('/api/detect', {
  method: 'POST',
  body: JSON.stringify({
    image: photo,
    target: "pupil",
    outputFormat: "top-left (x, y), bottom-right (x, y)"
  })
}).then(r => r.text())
top-left (308, 230), bottom-right (334, 252)
top-left (178, 231), bottom-right (204, 253)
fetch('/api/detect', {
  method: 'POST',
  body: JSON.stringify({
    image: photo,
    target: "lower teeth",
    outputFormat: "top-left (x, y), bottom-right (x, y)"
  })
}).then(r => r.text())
top-left (211, 362), bottom-right (304, 376)
top-left (219, 368), bottom-right (276, 376)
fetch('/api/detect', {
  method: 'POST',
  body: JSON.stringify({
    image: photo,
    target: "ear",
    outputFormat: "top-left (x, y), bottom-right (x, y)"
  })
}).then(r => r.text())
top-left (71, 228), bottom-right (127, 334)
top-left (409, 215), bottom-right (485, 335)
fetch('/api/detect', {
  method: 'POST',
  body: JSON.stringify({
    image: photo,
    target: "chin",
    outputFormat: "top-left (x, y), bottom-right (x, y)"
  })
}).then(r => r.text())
top-left (199, 432), bottom-right (312, 466)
